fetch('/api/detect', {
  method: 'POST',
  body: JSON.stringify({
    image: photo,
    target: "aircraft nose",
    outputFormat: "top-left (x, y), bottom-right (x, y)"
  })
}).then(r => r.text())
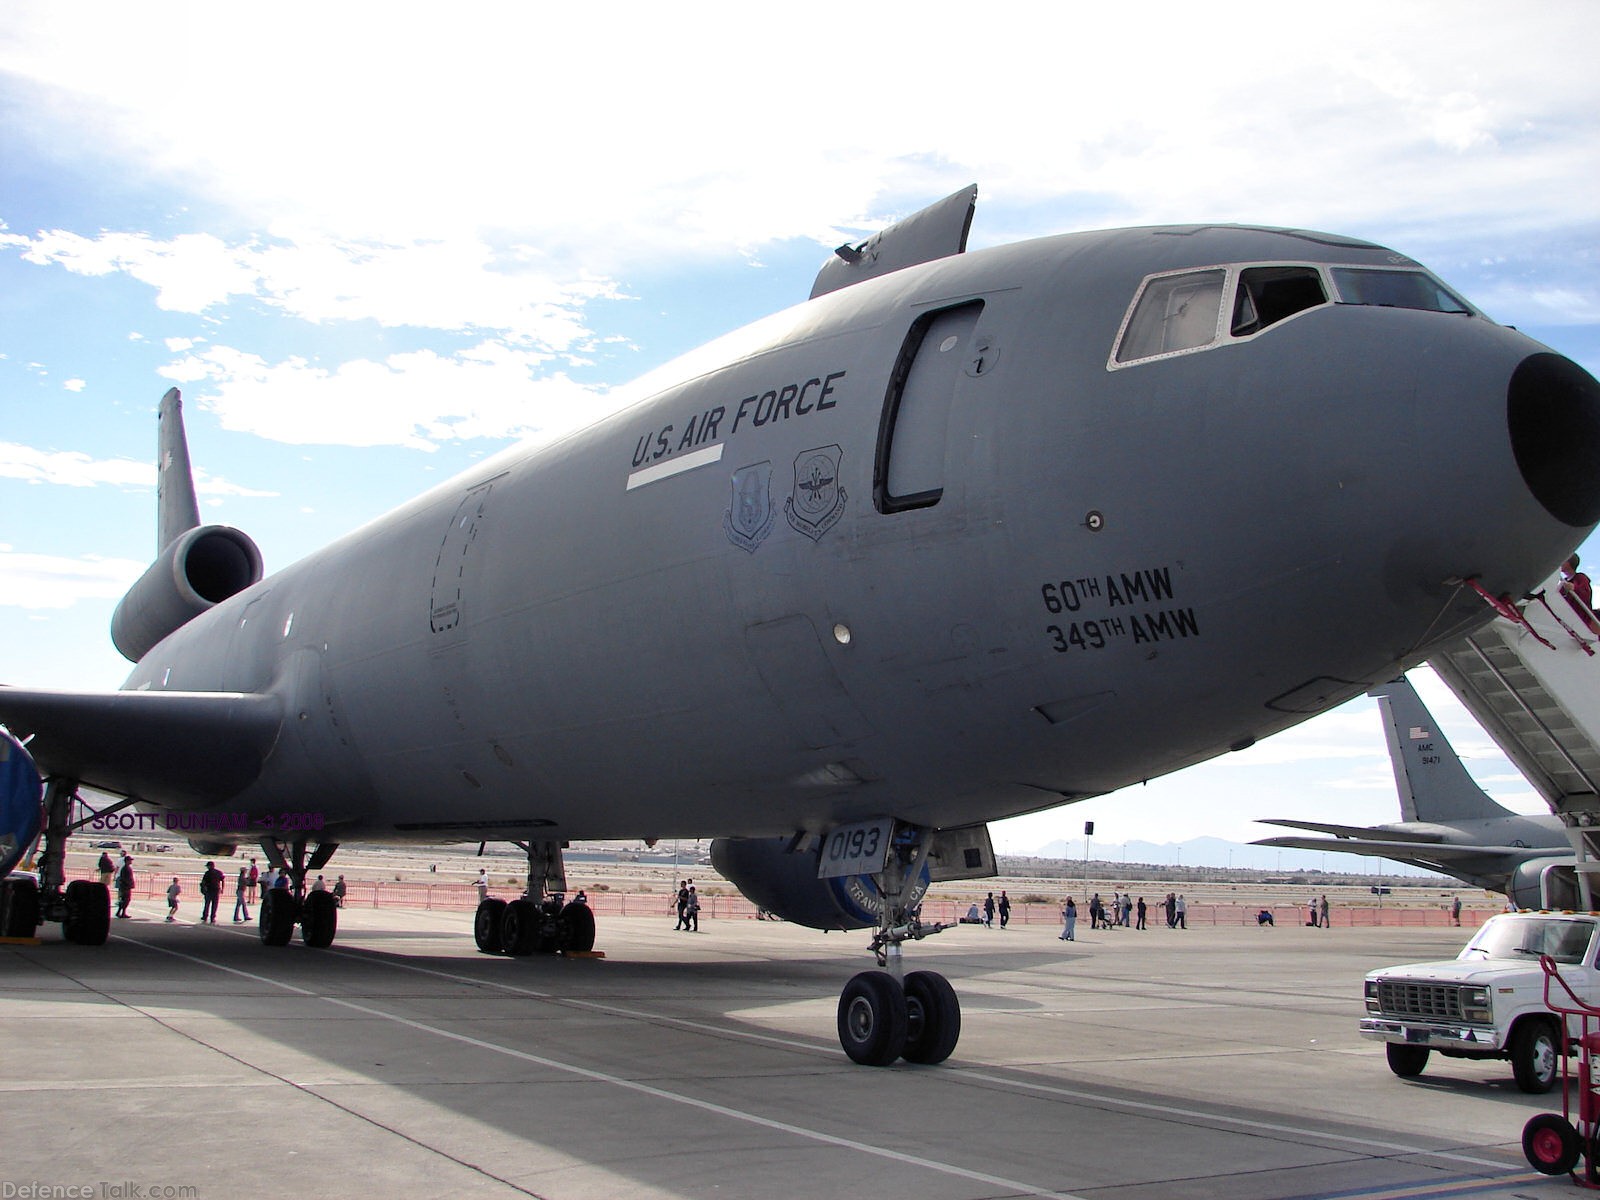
top-left (1508, 353), bottom-right (1600, 528)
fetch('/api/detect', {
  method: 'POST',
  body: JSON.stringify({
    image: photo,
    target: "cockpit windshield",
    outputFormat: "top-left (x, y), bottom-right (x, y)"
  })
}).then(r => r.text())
top-left (1110, 260), bottom-right (1475, 369)
top-left (1330, 268), bottom-right (1471, 314)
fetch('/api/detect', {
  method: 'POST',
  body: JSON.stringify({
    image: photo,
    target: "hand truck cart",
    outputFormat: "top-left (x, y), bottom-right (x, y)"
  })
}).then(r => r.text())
top-left (1524, 953), bottom-right (1600, 1182)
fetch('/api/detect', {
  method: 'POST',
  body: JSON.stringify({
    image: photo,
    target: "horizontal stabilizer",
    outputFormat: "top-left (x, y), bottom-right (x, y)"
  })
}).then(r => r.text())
top-left (1251, 834), bottom-right (1537, 862)
top-left (1254, 817), bottom-right (1445, 844)
top-left (0, 687), bottom-right (282, 806)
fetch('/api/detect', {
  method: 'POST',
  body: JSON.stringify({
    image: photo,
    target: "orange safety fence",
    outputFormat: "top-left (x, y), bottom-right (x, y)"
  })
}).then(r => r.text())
top-left (82, 871), bottom-right (1505, 929)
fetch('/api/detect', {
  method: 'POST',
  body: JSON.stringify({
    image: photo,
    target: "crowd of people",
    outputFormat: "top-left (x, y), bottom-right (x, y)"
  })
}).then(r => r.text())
top-left (102, 850), bottom-right (348, 923)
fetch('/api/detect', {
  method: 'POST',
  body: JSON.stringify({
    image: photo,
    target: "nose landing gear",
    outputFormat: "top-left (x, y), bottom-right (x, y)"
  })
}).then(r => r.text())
top-left (834, 822), bottom-right (964, 1066)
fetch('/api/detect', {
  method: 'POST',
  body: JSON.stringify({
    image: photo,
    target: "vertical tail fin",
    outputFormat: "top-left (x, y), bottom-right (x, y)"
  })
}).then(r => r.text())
top-left (157, 387), bottom-right (200, 553)
top-left (1371, 676), bottom-right (1513, 823)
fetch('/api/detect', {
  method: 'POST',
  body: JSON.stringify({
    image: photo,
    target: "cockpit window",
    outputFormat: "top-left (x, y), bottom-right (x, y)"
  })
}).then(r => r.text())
top-left (1231, 266), bottom-right (1327, 337)
top-left (1111, 260), bottom-right (1475, 370)
top-left (1114, 269), bottom-right (1225, 364)
top-left (1331, 268), bottom-right (1470, 314)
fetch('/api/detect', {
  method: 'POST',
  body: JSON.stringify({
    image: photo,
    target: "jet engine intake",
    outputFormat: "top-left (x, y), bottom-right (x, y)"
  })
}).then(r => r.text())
top-left (0, 729), bottom-right (43, 880)
top-left (111, 525), bottom-right (264, 663)
top-left (710, 836), bottom-right (928, 930)
top-left (1507, 856), bottom-right (1582, 912)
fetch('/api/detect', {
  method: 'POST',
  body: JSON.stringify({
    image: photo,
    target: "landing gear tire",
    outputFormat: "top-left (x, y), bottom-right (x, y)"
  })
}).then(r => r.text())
top-left (1511, 1020), bottom-right (1560, 1094)
top-left (901, 970), bottom-right (960, 1065)
top-left (260, 891), bottom-right (298, 947)
top-left (1384, 1043), bottom-right (1429, 1079)
top-left (62, 880), bottom-right (110, 946)
top-left (0, 876), bottom-right (40, 938)
top-left (501, 899), bottom-right (540, 956)
top-left (301, 890), bottom-right (337, 948)
top-left (837, 971), bottom-right (908, 1067)
top-left (557, 901), bottom-right (595, 953)
top-left (1525, 1112), bottom-right (1582, 1175)
top-left (474, 898), bottom-right (507, 954)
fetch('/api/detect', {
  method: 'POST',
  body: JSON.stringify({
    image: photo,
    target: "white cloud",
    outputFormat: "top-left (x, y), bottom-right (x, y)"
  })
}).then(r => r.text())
top-left (0, 441), bottom-right (274, 496)
top-left (0, 442), bottom-right (150, 488)
top-left (1, 228), bottom-right (618, 348)
top-left (1, 5), bottom-right (1595, 266)
top-left (160, 341), bottom-right (620, 450)
top-left (0, 550), bottom-right (145, 610)
top-left (62, 378), bottom-right (85, 392)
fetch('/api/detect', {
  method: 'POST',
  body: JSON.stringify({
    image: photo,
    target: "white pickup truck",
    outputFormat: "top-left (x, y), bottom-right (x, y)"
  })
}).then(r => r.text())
top-left (1361, 910), bottom-right (1600, 1093)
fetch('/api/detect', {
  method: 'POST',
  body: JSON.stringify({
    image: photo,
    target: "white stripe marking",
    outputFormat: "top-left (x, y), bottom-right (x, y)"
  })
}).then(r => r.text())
top-left (625, 443), bottom-right (724, 490)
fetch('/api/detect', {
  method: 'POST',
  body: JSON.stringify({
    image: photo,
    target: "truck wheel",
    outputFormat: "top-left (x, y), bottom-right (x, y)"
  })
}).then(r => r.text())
top-left (1525, 1112), bottom-right (1581, 1175)
top-left (1511, 1020), bottom-right (1560, 1094)
top-left (1385, 1043), bottom-right (1429, 1078)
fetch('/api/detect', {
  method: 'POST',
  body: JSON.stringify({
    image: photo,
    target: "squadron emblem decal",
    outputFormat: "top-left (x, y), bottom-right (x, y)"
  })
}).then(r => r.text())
top-left (723, 461), bottom-right (776, 553)
top-left (785, 444), bottom-right (847, 542)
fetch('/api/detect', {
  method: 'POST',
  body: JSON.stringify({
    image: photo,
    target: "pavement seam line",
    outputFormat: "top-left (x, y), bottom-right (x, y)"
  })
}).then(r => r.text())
top-left (124, 933), bottom-right (1086, 1200)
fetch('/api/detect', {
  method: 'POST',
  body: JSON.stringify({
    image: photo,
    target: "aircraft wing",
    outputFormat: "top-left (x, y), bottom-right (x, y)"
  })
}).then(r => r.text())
top-left (0, 687), bottom-right (282, 806)
top-left (1251, 833), bottom-right (1556, 863)
top-left (1254, 817), bottom-right (1444, 844)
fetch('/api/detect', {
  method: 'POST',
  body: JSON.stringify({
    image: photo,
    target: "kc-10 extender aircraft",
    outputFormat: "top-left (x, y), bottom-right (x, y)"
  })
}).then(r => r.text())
top-left (2, 186), bottom-right (1599, 1067)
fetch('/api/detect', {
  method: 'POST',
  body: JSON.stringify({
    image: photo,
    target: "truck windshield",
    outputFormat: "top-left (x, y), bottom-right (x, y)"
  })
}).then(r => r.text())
top-left (1462, 917), bottom-right (1595, 965)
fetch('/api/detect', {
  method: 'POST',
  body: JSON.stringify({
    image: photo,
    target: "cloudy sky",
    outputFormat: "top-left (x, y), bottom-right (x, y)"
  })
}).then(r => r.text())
top-left (2, 3), bottom-right (1597, 866)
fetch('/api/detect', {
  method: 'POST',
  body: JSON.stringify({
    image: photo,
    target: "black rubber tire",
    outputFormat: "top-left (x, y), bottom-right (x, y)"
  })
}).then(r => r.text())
top-left (1525, 1112), bottom-right (1582, 1175)
top-left (1385, 1043), bottom-right (1429, 1078)
top-left (259, 891), bottom-right (298, 947)
top-left (300, 890), bottom-right (338, 948)
top-left (474, 898), bottom-right (507, 954)
top-left (1, 876), bottom-right (40, 938)
top-left (500, 899), bottom-right (540, 956)
top-left (901, 970), bottom-right (961, 1065)
top-left (837, 971), bottom-right (908, 1067)
top-left (557, 901), bottom-right (596, 954)
top-left (63, 880), bottom-right (110, 946)
top-left (1511, 1019), bottom-right (1560, 1094)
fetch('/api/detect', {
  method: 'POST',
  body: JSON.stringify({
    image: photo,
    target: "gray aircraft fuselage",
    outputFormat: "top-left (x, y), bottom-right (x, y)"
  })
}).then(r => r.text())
top-left (29, 223), bottom-right (1600, 847)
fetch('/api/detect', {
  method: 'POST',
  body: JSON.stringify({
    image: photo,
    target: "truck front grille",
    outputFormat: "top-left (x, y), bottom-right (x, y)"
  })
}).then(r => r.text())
top-left (1376, 981), bottom-right (1465, 1021)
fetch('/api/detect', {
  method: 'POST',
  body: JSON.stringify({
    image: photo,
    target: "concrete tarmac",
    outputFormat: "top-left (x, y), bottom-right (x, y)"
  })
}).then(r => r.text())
top-left (0, 900), bottom-right (1570, 1199)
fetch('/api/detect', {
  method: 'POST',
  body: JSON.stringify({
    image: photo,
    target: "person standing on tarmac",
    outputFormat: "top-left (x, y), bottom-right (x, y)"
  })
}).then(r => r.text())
top-left (233, 864), bottom-right (251, 923)
top-left (115, 855), bottom-right (135, 918)
top-left (199, 861), bottom-right (224, 924)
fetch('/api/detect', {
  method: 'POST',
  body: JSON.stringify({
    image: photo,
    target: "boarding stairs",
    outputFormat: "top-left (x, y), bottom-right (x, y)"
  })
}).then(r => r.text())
top-left (1429, 572), bottom-right (1600, 905)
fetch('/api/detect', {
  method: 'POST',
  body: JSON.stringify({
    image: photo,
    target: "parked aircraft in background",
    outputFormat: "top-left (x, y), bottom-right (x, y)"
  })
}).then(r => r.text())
top-left (3, 186), bottom-right (1598, 1067)
top-left (1255, 677), bottom-right (1572, 906)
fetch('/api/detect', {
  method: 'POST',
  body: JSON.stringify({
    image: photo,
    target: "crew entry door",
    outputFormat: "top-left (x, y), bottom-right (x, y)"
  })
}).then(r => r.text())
top-left (875, 300), bottom-right (984, 513)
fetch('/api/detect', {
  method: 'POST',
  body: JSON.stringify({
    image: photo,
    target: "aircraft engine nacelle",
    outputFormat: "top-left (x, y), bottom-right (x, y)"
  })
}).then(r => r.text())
top-left (0, 729), bottom-right (43, 880)
top-left (709, 836), bottom-right (929, 931)
top-left (1507, 856), bottom-right (1582, 911)
top-left (110, 525), bottom-right (264, 663)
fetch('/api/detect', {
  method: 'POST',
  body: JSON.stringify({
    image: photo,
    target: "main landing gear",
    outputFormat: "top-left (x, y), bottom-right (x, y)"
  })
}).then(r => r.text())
top-left (258, 835), bottom-right (341, 949)
top-left (0, 777), bottom-right (111, 945)
top-left (836, 823), bottom-right (961, 1067)
top-left (474, 839), bottom-right (596, 958)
